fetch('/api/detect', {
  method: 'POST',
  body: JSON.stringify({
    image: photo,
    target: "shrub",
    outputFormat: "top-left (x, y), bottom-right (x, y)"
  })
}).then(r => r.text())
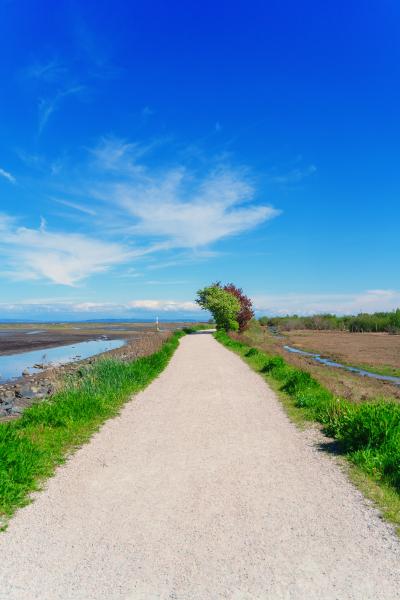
top-left (223, 283), bottom-right (254, 332)
top-left (261, 308), bottom-right (400, 333)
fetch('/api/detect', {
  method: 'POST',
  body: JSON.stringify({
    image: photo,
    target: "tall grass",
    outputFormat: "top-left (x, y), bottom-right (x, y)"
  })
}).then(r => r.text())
top-left (0, 331), bottom-right (184, 520)
top-left (215, 329), bottom-right (400, 492)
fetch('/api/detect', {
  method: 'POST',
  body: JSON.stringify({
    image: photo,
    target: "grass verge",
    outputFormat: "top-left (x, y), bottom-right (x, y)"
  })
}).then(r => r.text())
top-left (0, 331), bottom-right (184, 524)
top-left (182, 324), bottom-right (214, 334)
top-left (215, 329), bottom-right (400, 532)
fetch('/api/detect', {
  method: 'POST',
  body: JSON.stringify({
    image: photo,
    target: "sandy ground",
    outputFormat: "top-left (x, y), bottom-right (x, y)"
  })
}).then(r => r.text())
top-left (0, 332), bottom-right (399, 600)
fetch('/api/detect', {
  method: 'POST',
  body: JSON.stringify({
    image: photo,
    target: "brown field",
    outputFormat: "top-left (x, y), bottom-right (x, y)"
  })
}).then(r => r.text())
top-left (284, 330), bottom-right (400, 371)
top-left (239, 324), bottom-right (400, 403)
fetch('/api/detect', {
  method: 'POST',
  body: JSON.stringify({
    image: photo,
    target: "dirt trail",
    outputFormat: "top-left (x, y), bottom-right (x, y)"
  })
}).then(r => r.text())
top-left (0, 332), bottom-right (399, 599)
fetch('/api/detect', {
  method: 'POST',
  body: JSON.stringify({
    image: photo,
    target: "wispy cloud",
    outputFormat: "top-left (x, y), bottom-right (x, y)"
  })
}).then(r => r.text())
top-left (0, 215), bottom-right (130, 285)
top-left (254, 289), bottom-right (400, 315)
top-left (88, 135), bottom-right (148, 172)
top-left (1, 136), bottom-right (280, 286)
top-left (24, 58), bottom-right (67, 82)
top-left (38, 85), bottom-right (85, 134)
top-left (87, 136), bottom-right (280, 248)
top-left (0, 168), bottom-right (15, 184)
top-left (53, 198), bottom-right (97, 216)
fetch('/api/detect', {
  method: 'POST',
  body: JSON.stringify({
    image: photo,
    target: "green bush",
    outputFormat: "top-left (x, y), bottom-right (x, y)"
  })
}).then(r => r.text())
top-left (245, 348), bottom-right (261, 357)
top-left (261, 356), bottom-right (286, 372)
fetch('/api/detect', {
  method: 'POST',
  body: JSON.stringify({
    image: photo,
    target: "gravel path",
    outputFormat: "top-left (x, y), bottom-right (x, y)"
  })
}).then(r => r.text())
top-left (0, 332), bottom-right (399, 599)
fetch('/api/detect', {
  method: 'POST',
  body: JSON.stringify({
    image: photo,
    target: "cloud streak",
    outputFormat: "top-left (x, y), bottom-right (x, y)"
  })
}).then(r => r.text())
top-left (38, 85), bottom-right (85, 134)
top-left (0, 168), bottom-right (16, 184)
top-left (25, 58), bottom-right (67, 82)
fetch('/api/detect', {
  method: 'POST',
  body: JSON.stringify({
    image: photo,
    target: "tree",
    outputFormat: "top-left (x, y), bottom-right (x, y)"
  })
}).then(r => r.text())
top-left (196, 285), bottom-right (241, 331)
top-left (223, 283), bottom-right (254, 332)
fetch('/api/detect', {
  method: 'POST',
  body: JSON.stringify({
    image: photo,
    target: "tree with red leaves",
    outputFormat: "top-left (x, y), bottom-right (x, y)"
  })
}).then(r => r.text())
top-left (223, 283), bottom-right (254, 332)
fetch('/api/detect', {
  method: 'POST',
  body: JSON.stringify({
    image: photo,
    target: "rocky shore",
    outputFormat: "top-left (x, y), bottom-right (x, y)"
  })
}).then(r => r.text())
top-left (0, 331), bottom-right (171, 420)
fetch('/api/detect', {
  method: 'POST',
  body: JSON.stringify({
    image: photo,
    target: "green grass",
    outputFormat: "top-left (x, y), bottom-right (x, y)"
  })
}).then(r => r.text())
top-left (215, 329), bottom-right (400, 530)
top-left (182, 324), bottom-right (213, 334)
top-left (0, 331), bottom-right (184, 523)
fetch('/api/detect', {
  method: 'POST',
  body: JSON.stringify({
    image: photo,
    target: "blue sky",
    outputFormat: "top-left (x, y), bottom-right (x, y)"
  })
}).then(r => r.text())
top-left (0, 0), bottom-right (399, 320)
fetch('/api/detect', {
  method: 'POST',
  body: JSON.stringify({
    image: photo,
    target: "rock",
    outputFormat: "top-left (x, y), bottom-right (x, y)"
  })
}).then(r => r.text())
top-left (18, 386), bottom-right (38, 399)
top-left (22, 369), bottom-right (30, 377)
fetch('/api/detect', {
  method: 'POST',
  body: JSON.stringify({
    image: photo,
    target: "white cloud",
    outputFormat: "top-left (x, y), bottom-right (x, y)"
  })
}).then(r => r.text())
top-left (87, 139), bottom-right (280, 248)
top-left (254, 289), bottom-right (400, 316)
top-left (107, 170), bottom-right (278, 247)
top-left (0, 168), bottom-right (16, 184)
top-left (0, 299), bottom-right (201, 316)
top-left (54, 198), bottom-right (97, 216)
top-left (88, 135), bottom-right (158, 175)
top-left (127, 300), bottom-right (199, 312)
top-left (0, 217), bottom-right (130, 285)
top-left (1, 136), bottom-right (281, 286)
top-left (72, 302), bottom-right (114, 311)
top-left (57, 299), bottom-right (200, 313)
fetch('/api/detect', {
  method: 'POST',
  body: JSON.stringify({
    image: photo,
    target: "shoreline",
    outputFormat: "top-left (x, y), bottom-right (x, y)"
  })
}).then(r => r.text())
top-left (0, 330), bottom-right (171, 420)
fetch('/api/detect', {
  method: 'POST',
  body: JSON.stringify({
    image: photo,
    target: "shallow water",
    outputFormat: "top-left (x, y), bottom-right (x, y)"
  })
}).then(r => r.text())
top-left (0, 339), bottom-right (125, 383)
top-left (25, 330), bottom-right (46, 335)
top-left (283, 345), bottom-right (400, 386)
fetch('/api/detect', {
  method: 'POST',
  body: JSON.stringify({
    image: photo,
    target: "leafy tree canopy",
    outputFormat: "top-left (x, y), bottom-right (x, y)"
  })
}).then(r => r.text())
top-left (222, 283), bottom-right (254, 332)
top-left (196, 285), bottom-right (241, 331)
